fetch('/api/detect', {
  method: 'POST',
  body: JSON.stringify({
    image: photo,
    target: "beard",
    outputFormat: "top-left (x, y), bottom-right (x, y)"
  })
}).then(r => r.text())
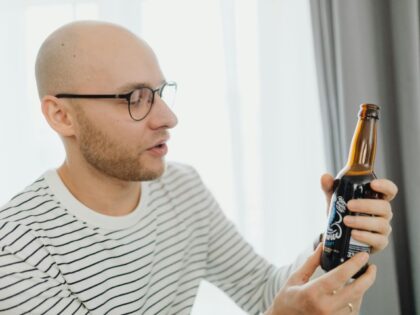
top-left (74, 107), bottom-right (166, 182)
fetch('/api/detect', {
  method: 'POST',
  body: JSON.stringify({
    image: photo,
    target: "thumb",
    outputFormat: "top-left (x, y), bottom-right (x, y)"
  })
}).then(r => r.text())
top-left (321, 173), bottom-right (334, 198)
top-left (288, 244), bottom-right (322, 285)
top-left (321, 173), bottom-right (334, 214)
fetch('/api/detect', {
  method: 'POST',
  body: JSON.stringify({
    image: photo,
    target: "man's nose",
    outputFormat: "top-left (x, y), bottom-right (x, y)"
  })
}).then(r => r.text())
top-left (147, 96), bottom-right (178, 130)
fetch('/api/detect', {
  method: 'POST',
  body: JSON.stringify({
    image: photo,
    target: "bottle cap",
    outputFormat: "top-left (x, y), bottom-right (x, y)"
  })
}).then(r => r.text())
top-left (359, 103), bottom-right (380, 119)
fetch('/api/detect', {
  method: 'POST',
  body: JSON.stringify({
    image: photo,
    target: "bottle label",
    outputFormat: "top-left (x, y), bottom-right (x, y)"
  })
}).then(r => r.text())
top-left (348, 236), bottom-right (370, 257)
top-left (322, 175), bottom-right (376, 273)
top-left (325, 195), bottom-right (346, 245)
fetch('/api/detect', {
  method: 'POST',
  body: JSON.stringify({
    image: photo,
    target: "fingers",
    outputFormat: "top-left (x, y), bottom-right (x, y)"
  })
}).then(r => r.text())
top-left (280, 249), bottom-right (374, 315)
top-left (289, 244), bottom-right (322, 285)
top-left (319, 252), bottom-right (370, 289)
top-left (335, 298), bottom-right (363, 315)
top-left (343, 207), bottom-right (392, 253)
top-left (344, 215), bottom-right (391, 235)
top-left (350, 229), bottom-right (389, 253)
top-left (370, 179), bottom-right (398, 201)
top-left (335, 264), bottom-right (377, 305)
top-left (301, 253), bottom-right (373, 314)
top-left (328, 265), bottom-right (376, 313)
top-left (347, 199), bottom-right (393, 220)
top-left (345, 197), bottom-right (393, 253)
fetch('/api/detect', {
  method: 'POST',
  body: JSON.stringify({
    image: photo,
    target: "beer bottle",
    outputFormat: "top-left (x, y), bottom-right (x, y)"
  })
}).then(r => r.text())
top-left (321, 103), bottom-right (382, 278)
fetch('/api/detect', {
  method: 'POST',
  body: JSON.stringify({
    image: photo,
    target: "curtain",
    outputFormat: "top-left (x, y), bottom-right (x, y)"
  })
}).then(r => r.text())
top-left (310, 0), bottom-right (418, 314)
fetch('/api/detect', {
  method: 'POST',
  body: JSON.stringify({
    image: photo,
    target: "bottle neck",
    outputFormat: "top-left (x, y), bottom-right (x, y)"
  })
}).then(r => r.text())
top-left (345, 117), bottom-right (378, 174)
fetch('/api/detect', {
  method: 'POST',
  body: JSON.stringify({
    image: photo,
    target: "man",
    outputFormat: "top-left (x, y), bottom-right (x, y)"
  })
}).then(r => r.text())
top-left (0, 21), bottom-right (396, 314)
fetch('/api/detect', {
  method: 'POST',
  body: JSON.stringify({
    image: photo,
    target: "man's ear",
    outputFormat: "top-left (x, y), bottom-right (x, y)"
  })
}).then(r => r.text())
top-left (41, 95), bottom-right (77, 137)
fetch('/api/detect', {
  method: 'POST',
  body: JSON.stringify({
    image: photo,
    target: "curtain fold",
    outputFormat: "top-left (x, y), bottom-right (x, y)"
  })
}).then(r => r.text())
top-left (310, 0), bottom-right (417, 314)
top-left (310, 1), bottom-right (346, 174)
top-left (388, 1), bottom-right (420, 313)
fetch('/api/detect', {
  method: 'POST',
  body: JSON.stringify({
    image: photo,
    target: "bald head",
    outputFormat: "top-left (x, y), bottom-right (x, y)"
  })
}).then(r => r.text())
top-left (35, 21), bottom-right (159, 99)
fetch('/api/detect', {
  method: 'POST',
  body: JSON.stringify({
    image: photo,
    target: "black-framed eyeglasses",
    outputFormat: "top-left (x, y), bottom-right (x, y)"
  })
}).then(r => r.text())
top-left (55, 81), bottom-right (177, 121)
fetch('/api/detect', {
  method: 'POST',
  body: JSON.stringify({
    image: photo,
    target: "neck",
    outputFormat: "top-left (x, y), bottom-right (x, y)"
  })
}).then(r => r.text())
top-left (57, 156), bottom-right (141, 217)
top-left (346, 117), bottom-right (377, 173)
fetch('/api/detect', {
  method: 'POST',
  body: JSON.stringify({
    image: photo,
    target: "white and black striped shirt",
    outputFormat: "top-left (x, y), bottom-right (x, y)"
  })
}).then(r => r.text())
top-left (0, 162), bottom-right (309, 314)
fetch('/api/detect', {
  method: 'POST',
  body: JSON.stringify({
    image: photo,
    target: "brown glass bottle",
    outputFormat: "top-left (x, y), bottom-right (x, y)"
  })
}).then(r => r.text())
top-left (321, 104), bottom-right (382, 278)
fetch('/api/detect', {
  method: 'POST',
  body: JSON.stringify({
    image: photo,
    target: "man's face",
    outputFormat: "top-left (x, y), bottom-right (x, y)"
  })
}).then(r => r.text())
top-left (67, 27), bottom-right (178, 182)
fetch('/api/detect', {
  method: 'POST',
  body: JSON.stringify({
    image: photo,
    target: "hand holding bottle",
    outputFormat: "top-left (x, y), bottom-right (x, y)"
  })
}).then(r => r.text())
top-left (265, 245), bottom-right (376, 315)
top-left (321, 174), bottom-right (397, 254)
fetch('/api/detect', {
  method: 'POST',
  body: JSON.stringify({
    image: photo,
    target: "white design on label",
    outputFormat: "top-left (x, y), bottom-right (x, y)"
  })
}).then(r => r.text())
top-left (326, 196), bottom-right (346, 241)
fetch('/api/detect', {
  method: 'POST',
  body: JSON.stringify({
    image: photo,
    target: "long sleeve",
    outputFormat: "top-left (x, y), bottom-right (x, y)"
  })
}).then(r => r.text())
top-left (0, 221), bottom-right (89, 314)
top-left (0, 163), bottom-right (315, 315)
top-left (204, 194), bottom-right (313, 315)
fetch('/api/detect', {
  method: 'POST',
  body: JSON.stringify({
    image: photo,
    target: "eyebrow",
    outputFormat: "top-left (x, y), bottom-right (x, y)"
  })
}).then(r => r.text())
top-left (118, 80), bottom-right (167, 93)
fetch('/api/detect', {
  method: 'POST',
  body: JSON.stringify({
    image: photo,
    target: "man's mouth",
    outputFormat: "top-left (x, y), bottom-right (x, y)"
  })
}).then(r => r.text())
top-left (146, 137), bottom-right (169, 157)
top-left (146, 143), bottom-right (168, 157)
top-left (147, 135), bottom-right (170, 150)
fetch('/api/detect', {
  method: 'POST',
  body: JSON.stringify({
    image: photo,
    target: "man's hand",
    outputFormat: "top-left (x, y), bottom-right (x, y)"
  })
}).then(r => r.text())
top-left (321, 174), bottom-right (397, 253)
top-left (265, 245), bottom-right (376, 315)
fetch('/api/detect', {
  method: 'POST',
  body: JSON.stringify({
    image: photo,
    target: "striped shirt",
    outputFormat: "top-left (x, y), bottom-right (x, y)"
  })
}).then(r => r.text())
top-left (0, 162), bottom-right (310, 314)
